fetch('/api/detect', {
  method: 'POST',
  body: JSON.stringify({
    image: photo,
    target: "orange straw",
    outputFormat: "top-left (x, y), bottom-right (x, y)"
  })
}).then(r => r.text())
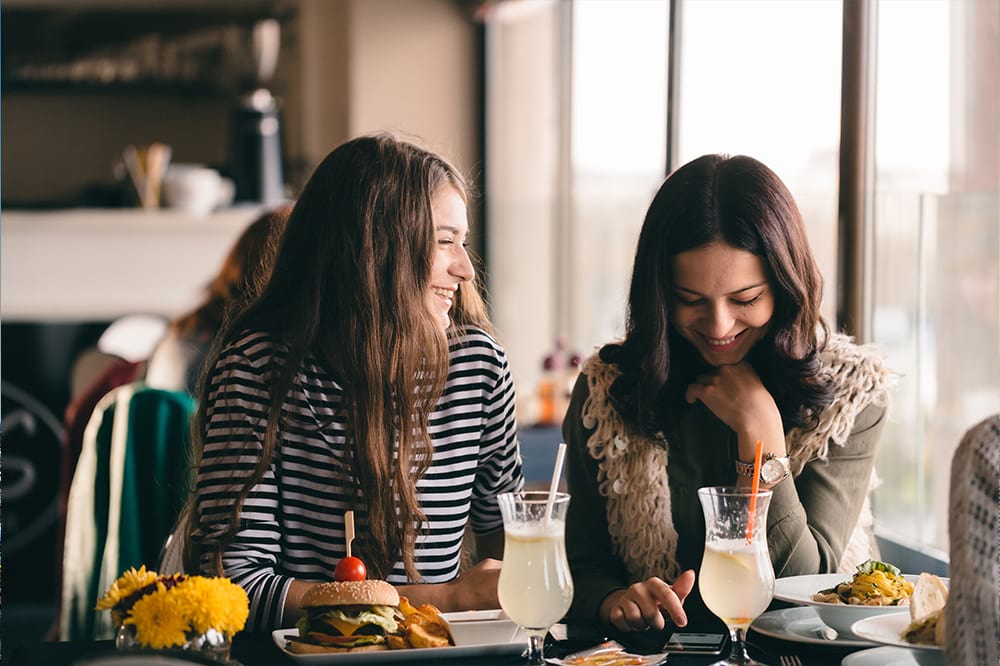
top-left (746, 439), bottom-right (763, 543)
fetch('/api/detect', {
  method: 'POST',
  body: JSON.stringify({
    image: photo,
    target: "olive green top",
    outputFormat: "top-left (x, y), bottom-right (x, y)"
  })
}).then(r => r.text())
top-left (563, 372), bottom-right (888, 624)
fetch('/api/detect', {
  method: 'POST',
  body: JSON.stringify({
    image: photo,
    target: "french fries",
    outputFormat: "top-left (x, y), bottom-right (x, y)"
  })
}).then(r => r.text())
top-left (389, 596), bottom-right (454, 649)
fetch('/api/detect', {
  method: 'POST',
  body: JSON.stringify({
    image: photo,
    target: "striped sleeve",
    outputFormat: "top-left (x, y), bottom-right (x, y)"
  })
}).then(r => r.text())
top-left (461, 331), bottom-right (525, 534)
top-left (193, 333), bottom-right (292, 632)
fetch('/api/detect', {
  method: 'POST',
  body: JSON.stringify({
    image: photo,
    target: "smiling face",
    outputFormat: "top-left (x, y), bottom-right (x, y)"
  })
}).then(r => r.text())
top-left (669, 241), bottom-right (775, 366)
top-left (426, 185), bottom-right (475, 330)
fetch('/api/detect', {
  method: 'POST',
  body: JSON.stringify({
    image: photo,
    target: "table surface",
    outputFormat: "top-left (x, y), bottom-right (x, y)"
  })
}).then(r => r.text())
top-left (8, 622), bottom-right (872, 666)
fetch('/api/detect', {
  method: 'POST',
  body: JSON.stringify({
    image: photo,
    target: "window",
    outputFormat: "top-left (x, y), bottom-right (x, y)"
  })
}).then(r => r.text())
top-left (484, 0), bottom-right (999, 560)
top-left (870, 0), bottom-right (999, 555)
top-left (675, 0), bottom-right (843, 323)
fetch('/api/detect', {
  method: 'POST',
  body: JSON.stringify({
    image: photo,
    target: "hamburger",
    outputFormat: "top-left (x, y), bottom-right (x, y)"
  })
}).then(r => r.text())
top-left (288, 579), bottom-right (401, 654)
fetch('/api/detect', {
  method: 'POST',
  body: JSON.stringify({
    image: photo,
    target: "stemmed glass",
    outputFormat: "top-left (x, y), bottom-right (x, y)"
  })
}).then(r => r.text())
top-left (497, 491), bottom-right (574, 666)
top-left (697, 486), bottom-right (774, 666)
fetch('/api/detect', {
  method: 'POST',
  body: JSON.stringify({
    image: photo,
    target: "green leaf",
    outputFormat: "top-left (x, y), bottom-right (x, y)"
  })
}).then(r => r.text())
top-left (855, 559), bottom-right (901, 577)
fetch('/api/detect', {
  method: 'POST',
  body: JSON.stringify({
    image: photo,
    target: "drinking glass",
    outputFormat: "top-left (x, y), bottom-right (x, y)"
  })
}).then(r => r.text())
top-left (697, 486), bottom-right (774, 666)
top-left (497, 491), bottom-right (574, 666)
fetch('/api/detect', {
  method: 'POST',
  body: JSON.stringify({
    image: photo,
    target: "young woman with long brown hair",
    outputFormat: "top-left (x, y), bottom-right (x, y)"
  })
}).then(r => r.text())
top-left (187, 134), bottom-right (523, 631)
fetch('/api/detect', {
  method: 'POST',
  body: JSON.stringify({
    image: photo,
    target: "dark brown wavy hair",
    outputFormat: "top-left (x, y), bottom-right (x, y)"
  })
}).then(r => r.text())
top-left (188, 133), bottom-right (491, 580)
top-left (602, 154), bottom-right (833, 438)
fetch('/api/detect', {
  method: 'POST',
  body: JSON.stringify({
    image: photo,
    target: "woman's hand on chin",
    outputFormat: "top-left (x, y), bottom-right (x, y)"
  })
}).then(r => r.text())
top-left (685, 363), bottom-right (785, 459)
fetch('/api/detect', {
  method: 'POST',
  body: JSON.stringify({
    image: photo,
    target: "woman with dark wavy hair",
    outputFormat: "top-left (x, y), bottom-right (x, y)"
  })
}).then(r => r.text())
top-left (564, 154), bottom-right (893, 632)
top-left (186, 133), bottom-right (523, 631)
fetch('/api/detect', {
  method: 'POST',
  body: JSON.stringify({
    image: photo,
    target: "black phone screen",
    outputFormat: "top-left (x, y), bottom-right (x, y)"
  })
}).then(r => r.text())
top-left (662, 631), bottom-right (727, 654)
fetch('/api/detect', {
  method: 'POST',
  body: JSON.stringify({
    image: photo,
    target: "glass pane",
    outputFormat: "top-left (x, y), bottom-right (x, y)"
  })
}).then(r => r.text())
top-left (484, 2), bottom-right (563, 422)
top-left (569, 0), bottom-right (669, 356)
top-left (675, 0), bottom-right (843, 323)
top-left (871, 0), bottom-right (1000, 554)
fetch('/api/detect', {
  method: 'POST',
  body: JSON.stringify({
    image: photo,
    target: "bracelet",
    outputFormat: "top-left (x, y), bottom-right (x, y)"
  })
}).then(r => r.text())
top-left (734, 458), bottom-right (756, 478)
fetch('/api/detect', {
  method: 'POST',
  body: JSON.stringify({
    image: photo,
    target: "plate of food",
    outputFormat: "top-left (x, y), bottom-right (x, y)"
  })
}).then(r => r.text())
top-left (849, 573), bottom-right (948, 666)
top-left (271, 577), bottom-right (527, 663)
top-left (773, 560), bottom-right (929, 638)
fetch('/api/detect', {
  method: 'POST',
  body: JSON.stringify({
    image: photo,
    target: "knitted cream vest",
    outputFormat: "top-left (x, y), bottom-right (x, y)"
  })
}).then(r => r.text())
top-left (579, 332), bottom-right (893, 583)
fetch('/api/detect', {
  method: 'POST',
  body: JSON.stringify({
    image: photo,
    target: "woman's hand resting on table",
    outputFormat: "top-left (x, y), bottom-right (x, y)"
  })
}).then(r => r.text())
top-left (446, 558), bottom-right (503, 609)
top-left (598, 569), bottom-right (696, 632)
top-left (397, 558), bottom-right (503, 612)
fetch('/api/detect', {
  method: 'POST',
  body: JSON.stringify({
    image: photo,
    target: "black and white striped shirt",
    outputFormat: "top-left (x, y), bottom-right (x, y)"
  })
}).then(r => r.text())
top-left (193, 326), bottom-right (524, 631)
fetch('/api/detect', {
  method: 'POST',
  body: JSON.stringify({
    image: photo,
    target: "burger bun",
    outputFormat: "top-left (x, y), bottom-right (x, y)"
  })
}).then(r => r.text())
top-left (286, 638), bottom-right (389, 654)
top-left (301, 579), bottom-right (400, 608)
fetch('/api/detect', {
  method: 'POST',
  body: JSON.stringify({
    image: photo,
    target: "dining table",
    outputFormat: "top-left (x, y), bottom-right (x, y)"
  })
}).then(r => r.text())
top-left (8, 616), bottom-right (871, 666)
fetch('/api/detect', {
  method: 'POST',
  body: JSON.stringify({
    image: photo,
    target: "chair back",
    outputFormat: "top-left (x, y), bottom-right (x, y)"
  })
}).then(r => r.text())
top-left (59, 382), bottom-right (196, 641)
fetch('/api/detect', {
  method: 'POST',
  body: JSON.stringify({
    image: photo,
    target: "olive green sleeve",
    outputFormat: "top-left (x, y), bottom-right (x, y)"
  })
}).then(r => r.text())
top-left (768, 401), bottom-right (888, 576)
top-left (562, 373), bottom-right (631, 620)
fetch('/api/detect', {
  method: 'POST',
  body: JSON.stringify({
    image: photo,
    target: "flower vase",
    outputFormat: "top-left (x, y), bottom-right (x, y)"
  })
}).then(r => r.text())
top-left (115, 623), bottom-right (233, 663)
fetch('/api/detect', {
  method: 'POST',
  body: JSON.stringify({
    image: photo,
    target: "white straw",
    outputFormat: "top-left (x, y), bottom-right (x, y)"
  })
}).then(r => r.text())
top-left (544, 442), bottom-right (568, 526)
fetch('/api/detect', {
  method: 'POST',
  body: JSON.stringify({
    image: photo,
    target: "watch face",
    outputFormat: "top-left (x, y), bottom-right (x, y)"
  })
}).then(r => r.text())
top-left (761, 459), bottom-right (783, 484)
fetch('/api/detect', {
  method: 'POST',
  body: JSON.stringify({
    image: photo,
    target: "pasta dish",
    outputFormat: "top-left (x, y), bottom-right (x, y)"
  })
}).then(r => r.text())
top-left (812, 559), bottom-right (914, 606)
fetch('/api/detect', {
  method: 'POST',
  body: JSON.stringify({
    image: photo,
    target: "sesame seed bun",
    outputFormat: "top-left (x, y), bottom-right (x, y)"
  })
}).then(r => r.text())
top-left (301, 579), bottom-right (400, 608)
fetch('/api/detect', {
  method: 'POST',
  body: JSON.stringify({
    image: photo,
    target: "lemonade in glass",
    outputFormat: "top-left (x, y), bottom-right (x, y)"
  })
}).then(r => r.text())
top-left (497, 491), bottom-right (574, 665)
top-left (697, 486), bottom-right (774, 665)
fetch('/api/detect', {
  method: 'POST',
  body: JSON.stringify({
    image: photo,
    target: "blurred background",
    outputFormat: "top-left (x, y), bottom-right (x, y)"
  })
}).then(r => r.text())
top-left (1, 0), bottom-right (997, 653)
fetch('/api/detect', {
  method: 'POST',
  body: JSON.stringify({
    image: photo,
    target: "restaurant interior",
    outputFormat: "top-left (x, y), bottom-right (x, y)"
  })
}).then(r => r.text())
top-left (1, 0), bottom-right (997, 664)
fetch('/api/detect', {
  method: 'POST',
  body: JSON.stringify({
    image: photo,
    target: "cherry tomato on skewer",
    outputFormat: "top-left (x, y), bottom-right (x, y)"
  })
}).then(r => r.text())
top-left (334, 555), bottom-right (367, 581)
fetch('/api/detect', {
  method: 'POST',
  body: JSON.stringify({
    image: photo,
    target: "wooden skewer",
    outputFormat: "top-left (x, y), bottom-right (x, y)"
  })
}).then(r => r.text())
top-left (345, 510), bottom-right (355, 558)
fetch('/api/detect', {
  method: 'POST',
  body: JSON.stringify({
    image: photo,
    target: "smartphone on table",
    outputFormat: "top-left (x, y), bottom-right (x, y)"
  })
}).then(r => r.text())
top-left (661, 630), bottom-right (727, 655)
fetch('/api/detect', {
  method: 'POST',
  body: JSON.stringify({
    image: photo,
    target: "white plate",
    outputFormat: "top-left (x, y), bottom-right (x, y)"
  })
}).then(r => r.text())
top-left (841, 646), bottom-right (924, 666)
top-left (773, 573), bottom-right (935, 638)
top-left (750, 607), bottom-right (872, 647)
top-left (272, 611), bottom-right (528, 663)
top-left (850, 614), bottom-right (944, 665)
top-left (773, 572), bottom-right (934, 606)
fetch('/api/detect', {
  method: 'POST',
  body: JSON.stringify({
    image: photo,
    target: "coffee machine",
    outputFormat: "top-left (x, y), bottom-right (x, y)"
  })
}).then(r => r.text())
top-left (230, 19), bottom-right (285, 205)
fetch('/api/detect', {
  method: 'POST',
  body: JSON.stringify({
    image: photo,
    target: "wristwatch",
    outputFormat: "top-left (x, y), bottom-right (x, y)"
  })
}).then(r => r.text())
top-left (735, 453), bottom-right (791, 485)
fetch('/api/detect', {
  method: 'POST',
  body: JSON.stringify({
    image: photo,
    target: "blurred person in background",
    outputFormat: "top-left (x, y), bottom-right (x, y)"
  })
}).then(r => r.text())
top-left (564, 154), bottom-right (893, 632)
top-left (144, 206), bottom-right (290, 395)
top-left (185, 133), bottom-right (523, 631)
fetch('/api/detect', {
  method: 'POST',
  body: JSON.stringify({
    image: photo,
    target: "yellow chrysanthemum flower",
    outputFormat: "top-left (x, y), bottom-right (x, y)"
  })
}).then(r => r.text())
top-left (125, 583), bottom-right (189, 649)
top-left (95, 565), bottom-right (160, 611)
top-left (211, 578), bottom-right (250, 635)
top-left (170, 576), bottom-right (250, 635)
top-left (99, 566), bottom-right (250, 650)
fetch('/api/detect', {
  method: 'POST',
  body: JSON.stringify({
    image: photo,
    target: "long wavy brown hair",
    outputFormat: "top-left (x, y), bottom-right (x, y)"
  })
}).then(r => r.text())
top-left (187, 133), bottom-right (491, 581)
top-left (603, 153), bottom-right (833, 438)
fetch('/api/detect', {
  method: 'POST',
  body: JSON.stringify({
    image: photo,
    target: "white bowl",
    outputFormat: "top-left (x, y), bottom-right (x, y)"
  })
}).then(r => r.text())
top-left (774, 573), bottom-right (922, 638)
top-left (851, 613), bottom-right (945, 665)
top-left (440, 610), bottom-right (528, 647)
